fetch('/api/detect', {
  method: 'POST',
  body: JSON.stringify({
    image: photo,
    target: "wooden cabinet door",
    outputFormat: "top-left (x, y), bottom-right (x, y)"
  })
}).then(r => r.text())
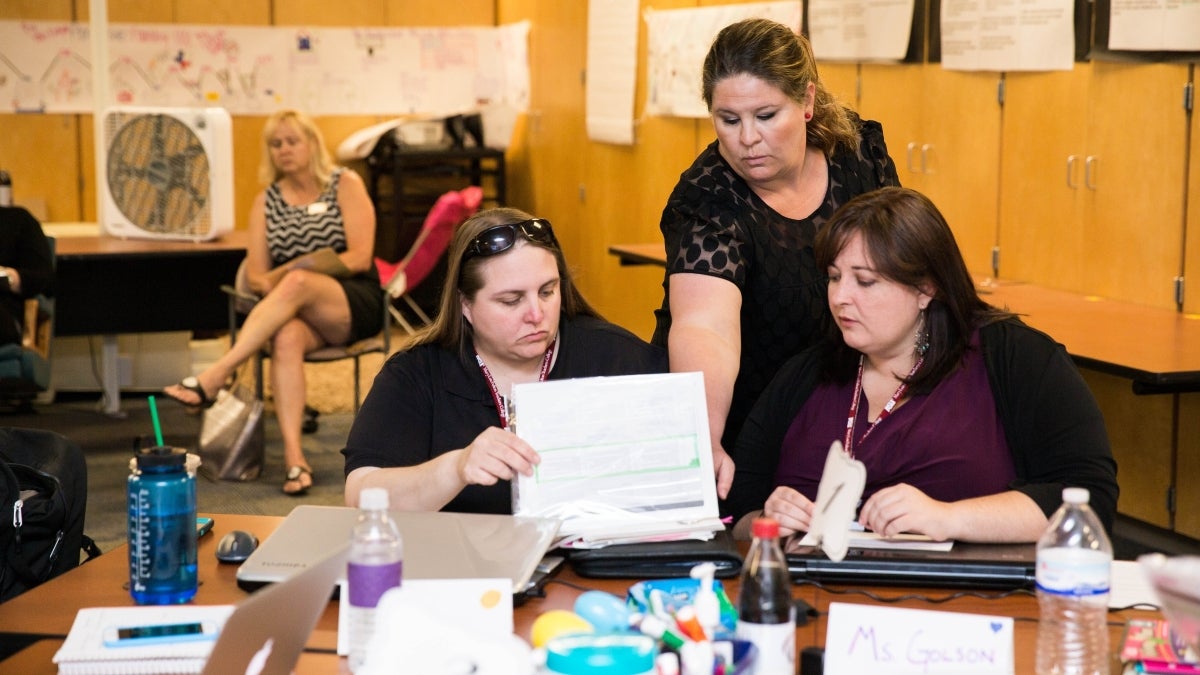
top-left (919, 68), bottom-right (1002, 277)
top-left (859, 64), bottom-right (927, 190)
top-left (1188, 71), bottom-right (1200, 316)
top-left (860, 65), bottom-right (1001, 277)
top-left (998, 67), bottom-right (1091, 291)
top-left (1083, 62), bottom-right (1189, 309)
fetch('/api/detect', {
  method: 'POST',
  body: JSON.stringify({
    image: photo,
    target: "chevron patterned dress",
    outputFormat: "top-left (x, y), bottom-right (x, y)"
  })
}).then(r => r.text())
top-left (263, 167), bottom-right (384, 342)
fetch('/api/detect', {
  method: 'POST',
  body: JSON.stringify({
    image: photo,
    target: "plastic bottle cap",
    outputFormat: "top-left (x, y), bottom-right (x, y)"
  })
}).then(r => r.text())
top-left (359, 487), bottom-right (389, 510)
top-left (1062, 487), bottom-right (1090, 505)
top-left (751, 517), bottom-right (780, 539)
top-left (134, 446), bottom-right (187, 469)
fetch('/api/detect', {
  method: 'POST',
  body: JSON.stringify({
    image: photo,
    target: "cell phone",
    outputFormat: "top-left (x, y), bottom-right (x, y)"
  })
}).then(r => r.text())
top-left (102, 621), bottom-right (218, 647)
top-left (195, 517), bottom-right (214, 538)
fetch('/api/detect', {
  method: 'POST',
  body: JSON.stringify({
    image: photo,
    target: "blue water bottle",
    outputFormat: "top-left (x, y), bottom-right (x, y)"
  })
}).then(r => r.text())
top-left (127, 446), bottom-right (197, 604)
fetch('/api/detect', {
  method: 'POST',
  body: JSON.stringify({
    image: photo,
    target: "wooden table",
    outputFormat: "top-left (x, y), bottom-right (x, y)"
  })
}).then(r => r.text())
top-left (0, 513), bottom-right (1158, 673)
top-left (51, 230), bottom-right (250, 414)
top-left (608, 243), bottom-right (1200, 393)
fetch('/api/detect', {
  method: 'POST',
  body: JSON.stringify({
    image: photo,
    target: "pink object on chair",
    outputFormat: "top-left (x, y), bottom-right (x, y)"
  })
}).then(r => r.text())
top-left (375, 185), bottom-right (484, 333)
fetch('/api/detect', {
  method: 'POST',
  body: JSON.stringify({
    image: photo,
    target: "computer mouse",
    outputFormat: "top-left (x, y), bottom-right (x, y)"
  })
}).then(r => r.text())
top-left (215, 530), bottom-right (259, 564)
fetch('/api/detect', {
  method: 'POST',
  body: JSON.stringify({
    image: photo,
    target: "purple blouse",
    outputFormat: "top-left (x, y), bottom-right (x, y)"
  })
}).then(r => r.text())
top-left (774, 331), bottom-right (1015, 505)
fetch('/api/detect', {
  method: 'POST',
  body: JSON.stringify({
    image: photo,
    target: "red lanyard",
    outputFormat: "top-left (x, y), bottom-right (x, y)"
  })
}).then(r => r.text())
top-left (843, 354), bottom-right (924, 458)
top-left (476, 337), bottom-right (557, 428)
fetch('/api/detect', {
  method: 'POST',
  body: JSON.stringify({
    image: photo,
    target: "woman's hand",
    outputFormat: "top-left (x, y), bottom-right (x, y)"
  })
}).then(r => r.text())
top-left (455, 426), bottom-right (541, 487)
top-left (763, 486), bottom-right (815, 537)
top-left (857, 483), bottom-right (952, 541)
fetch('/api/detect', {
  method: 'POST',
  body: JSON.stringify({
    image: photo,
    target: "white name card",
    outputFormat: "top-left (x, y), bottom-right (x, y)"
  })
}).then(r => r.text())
top-left (824, 602), bottom-right (1014, 675)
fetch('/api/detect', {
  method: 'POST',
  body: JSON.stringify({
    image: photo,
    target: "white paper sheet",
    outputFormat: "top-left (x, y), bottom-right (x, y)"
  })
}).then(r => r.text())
top-left (511, 372), bottom-right (721, 546)
top-left (586, 0), bottom-right (639, 144)
top-left (825, 602), bottom-right (1014, 674)
top-left (941, 0), bottom-right (1075, 72)
top-left (808, 0), bottom-right (916, 62)
top-left (1109, 0), bottom-right (1200, 51)
top-left (644, 2), bottom-right (802, 119)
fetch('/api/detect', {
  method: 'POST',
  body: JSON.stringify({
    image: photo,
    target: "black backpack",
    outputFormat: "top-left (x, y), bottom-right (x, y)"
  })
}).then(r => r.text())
top-left (0, 428), bottom-right (100, 602)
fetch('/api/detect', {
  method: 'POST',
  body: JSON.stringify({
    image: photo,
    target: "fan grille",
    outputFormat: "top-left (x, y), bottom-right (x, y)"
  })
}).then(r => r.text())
top-left (106, 113), bottom-right (211, 235)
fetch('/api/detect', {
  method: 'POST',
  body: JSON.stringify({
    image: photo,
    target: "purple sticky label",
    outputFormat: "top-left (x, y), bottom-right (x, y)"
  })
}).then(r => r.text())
top-left (347, 561), bottom-right (402, 608)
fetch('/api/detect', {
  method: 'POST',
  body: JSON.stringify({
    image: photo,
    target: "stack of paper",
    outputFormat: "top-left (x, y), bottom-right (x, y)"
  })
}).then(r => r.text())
top-left (53, 605), bottom-right (234, 675)
top-left (511, 372), bottom-right (723, 548)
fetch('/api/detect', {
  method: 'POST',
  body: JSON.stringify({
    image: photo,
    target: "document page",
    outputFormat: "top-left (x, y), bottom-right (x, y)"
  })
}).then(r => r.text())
top-left (511, 372), bottom-right (721, 546)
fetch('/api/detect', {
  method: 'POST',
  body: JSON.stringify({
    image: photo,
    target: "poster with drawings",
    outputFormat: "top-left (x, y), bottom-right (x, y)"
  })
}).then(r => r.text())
top-left (643, 1), bottom-right (801, 119)
top-left (0, 20), bottom-right (530, 116)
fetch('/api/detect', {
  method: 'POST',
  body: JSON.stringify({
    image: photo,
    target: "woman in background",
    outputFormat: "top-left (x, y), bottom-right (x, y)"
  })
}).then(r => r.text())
top-left (343, 208), bottom-right (666, 512)
top-left (165, 109), bottom-right (383, 496)
top-left (729, 187), bottom-right (1118, 542)
top-left (653, 18), bottom-right (899, 500)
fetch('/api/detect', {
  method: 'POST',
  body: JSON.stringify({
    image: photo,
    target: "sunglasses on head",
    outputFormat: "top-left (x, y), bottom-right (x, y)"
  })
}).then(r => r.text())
top-left (462, 218), bottom-right (558, 261)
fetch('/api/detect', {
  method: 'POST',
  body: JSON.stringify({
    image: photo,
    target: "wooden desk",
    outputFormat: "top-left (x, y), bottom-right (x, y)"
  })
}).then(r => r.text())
top-left (979, 282), bottom-right (1200, 393)
top-left (0, 513), bottom-right (1158, 673)
top-left (50, 230), bottom-right (249, 414)
top-left (609, 242), bottom-right (667, 267)
top-left (607, 242), bottom-right (1200, 392)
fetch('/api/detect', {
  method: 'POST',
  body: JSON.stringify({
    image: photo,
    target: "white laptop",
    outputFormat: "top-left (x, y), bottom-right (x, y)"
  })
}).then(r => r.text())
top-left (202, 543), bottom-right (348, 675)
top-left (236, 505), bottom-right (561, 594)
top-left (55, 544), bottom-right (347, 675)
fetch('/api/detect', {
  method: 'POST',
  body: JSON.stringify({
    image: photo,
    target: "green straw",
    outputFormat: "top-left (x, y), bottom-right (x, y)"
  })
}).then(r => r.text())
top-left (148, 395), bottom-right (165, 447)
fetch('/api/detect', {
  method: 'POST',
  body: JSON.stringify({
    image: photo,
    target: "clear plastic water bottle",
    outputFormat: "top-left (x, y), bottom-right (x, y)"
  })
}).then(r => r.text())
top-left (127, 446), bottom-right (197, 604)
top-left (1035, 487), bottom-right (1113, 675)
top-left (347, 487), bottom-right (403, 673)
top-left (737, 517), bottom-right (795, 674)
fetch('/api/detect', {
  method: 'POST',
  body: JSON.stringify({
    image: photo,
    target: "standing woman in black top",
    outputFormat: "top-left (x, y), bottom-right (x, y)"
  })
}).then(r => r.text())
top-left (653, 18), bottom-right (900, 499)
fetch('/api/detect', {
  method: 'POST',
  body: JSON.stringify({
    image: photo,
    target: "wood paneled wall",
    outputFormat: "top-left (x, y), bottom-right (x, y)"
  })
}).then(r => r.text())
top-left (3, 1), bottom-right (1197, 534)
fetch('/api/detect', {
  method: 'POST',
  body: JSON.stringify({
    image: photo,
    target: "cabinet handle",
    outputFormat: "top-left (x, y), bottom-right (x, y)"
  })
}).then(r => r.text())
top-left (1066, 155), bottom-right (1078, 189)
top-left (920, 143), bottom-right (932, 174)
top-left (1085, 155), bottom-right (1098, 190)
top-left (906, 142), bottom-right (918, 174)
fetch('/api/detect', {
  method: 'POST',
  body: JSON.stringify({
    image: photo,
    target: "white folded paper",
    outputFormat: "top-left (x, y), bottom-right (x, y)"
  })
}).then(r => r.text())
top-left (511, 372), bottom-right (722, 548)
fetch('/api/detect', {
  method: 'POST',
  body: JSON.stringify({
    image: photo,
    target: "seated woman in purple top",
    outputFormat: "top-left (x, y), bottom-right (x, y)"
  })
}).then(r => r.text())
top-left (728, 187), bottom-right (1118, 542)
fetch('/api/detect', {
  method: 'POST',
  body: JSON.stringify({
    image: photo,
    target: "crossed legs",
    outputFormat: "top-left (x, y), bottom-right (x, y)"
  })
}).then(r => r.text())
top-left (163, 269), bottom-right (354, 493)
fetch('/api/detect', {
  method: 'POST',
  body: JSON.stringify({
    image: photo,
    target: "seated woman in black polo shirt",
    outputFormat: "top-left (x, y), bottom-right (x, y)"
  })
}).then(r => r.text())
top-left (342, 208), bottom-right (666, 512)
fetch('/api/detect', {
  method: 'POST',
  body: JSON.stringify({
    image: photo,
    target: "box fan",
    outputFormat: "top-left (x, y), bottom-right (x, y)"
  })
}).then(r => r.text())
top-left (101, 106), bottom-right (234, 241)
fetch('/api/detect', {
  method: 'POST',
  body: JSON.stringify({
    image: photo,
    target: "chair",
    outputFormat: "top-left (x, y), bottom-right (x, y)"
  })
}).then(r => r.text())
top-left (222, 262), bottom-right (390, 415)
top-left (0, 237), bottom-right (54, 412)
top-left (375, 186), bottom-right (483, 334)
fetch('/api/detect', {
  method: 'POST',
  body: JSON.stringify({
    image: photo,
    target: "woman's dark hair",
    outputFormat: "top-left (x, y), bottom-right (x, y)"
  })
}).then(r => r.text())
top-left (814, 187), bottom-right (1013, 391)
top-left (701, 17), bottom-right (857, 153)
top-left (411, 207), bottom-right (601, 363)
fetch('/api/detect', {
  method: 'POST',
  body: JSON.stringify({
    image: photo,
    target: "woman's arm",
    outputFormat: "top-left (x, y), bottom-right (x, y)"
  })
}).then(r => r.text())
top-left (859, 485), bottom-right (1048, 543)
top-left (986, 321), bottom-right (1119, 533)
top-left (242, 191), bottom-right (275, 295)
top-left (666, 273), bottom-right (741, 498)
top-left (334, 169), bottom-right (376, 274)
top-left (345, 427), bottom-right (538, 510)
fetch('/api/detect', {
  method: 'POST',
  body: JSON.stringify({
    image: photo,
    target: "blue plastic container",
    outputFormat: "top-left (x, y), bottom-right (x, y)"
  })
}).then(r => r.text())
top-left (127, 446), bottom-right (197, 604)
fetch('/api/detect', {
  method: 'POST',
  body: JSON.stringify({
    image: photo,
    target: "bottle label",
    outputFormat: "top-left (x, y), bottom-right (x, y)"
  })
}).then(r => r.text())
top-left (1036, 547), bottom-right (1110, 596)
top-left (347, 561), bottom-right (402, 608)
top-left (737, 619), bottom-right (795, 674)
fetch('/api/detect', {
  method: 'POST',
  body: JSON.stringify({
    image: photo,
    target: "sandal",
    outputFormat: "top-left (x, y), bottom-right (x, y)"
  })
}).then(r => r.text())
top-left (283, 465), bottom-right (313, 496)
top-left (162, 376), bottom-right (215, 412)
